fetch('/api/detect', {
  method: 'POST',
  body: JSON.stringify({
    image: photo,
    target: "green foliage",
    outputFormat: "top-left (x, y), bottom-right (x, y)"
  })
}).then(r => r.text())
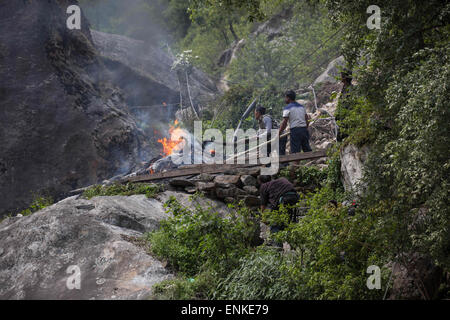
top-left (261, 203), bottom-right (292, 229)
top-left (324, 0), bottom-right (450, 274)
top-left (190, 0), bottom-right (266, 22)
top-left (151, 270), bottom-right (218, 300)
top-left (152, 277), bottom-right (197, 300)
top-left (179, 24), bottom-right (229, 76)
top-left (273, 187), bottom-right (391, 299)
top-left (335, 94), bottom-right (379, 146)
top-left (360, 46), bottom-right (450, 269)
top-left (215, 248), bottom-right (300, 300)
top-left (1, 195), bottom-right (54, 223)
top-left (83, 183), bottom-right (161, 199)
top-left (278, 150), bottom-right (344, 193)
top-left (228, 1), bottom-right (341, 90)
top-left (279, 165), bottom-right (328, 190)
top-left (146, 196), bottom-right (259, 277)
top-left (207, 84), bottom-right (255, 132)
top-left (18, 196), bottom-right (53, 217)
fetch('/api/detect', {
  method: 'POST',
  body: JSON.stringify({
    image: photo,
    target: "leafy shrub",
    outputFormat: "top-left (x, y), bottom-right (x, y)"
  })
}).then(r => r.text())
top-left (152, 278), bottom-right (197, 300)
top-left (14, 196), bottom-right (54, 218)
top-left (1, 195), bottom-right (54, 223)
top-left (279, 165), bottom-right (328, 191)
top-left (151, 270), bottom-right (219, 300)
top-left (215, 248), bottom-right (300, 300)
top-left (146, 196), bottom-right (259, 277)
top-left (260, 204), bottom-right (291, 229)
top-left (83, 183), bottom-right (161, 199)
top-left (272, 187), bottom-right (391, 299)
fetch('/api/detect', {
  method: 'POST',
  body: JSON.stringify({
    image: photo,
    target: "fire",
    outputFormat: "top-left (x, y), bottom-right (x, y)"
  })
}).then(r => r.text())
top-left (157, 120), bottom-right (185, 156)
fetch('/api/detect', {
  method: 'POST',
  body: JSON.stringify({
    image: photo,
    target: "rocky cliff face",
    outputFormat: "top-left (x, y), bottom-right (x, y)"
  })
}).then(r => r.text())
top-left (0, 1), bottom-right (188, 217)
top-left (91, 30), bottom-right (219, 111)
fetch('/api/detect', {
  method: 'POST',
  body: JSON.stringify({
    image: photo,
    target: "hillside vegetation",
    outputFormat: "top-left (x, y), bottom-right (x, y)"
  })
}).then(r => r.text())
top-left (80, 0), bottom-right (449, 299)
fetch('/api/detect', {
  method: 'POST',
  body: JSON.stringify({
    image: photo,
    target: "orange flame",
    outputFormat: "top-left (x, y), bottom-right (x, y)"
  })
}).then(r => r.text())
top-left (158, 120), bottom-right (185, 156)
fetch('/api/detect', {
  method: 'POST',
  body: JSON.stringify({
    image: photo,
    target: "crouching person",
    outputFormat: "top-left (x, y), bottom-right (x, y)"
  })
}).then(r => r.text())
top-left (258, 175), bottom-right (300, 235)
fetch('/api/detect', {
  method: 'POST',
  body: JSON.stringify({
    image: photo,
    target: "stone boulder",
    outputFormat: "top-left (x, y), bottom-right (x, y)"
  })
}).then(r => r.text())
top-left (340, 144), bottom-right (370, 192)
top-left (0, 194), bottom-right (172, 300)
top-left (214, 175), bottom-right (241, 187)
top-left (0, 190), bottom-right (233, 300)
top-left (313, 56), bottom-right (346, 85)
top-left (240, 175), bottom-right (257, 187)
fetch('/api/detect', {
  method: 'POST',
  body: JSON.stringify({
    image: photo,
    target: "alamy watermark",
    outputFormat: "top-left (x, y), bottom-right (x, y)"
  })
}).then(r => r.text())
top-left (66, 265), bottom-right (81, 290)
top-left (366, 265), bottom-right (381, 290)
top-left (367, 5), bottom-right (381, 30)
top-left (66, 5), bottom-right (81, 30)
top-left (170, 121), bottom-right (280, 175)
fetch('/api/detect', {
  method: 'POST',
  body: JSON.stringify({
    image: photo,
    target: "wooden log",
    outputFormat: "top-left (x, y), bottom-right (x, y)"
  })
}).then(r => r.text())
top-left (123, 150), bottom-right (327, 183)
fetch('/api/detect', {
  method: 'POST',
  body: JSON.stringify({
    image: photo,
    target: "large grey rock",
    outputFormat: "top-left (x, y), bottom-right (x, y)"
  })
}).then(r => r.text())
top-left (0, 194), bottom-right (174, 300)
top-left (313, 56), bottom-right (346, 85)
top-left (240, 175), bottom-right (257, 187)
top-left (340, 144), bottom-right (370, 192)
top-left (156, 191), bottom-right (232, 217)
top-left (0, 0), bottom-right (150, 217)
top-left (0, 190), bottom-right (232, 300)
top-left (214, 175), bottom-right (241, 186)
top-left (91, 30), bottom-right (218, 108)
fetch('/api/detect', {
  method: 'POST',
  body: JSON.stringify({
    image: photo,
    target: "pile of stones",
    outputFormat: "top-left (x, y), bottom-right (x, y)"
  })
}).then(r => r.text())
top-left (166, 167), bottom-right (262, 207)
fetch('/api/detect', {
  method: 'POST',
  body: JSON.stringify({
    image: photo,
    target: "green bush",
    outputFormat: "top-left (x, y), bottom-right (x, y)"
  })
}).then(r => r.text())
top-left (279, 165), bottom-right (328, 190)
top-left (83, 183), bottom-right (161, 199)
top-left (1, 195), bottom-right (54, 223)
top-left (151, 270), bottom-right (219, 300)
top-left (273, 187), bottom-right (391, 299)
top-left (215, 248), bottom-right (300, 300)
top-left (146, 196), bottom-right (259, 277)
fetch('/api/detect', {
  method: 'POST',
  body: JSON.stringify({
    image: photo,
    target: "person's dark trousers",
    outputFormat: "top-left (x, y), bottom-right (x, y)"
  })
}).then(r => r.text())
top-left (279, 135), bottom-right (288, 156)
top-left (290, 127), bottom-right (312, 153)
top-left (266, 133), bottom-right (272, 157)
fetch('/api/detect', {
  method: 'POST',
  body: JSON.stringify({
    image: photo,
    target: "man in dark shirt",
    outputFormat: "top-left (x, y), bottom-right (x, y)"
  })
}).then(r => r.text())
top-left (258, 176), bottom-right (298, 212)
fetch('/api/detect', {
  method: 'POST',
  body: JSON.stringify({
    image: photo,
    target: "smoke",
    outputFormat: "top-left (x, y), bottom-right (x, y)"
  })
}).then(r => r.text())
top-left (78, 0), bottom-right (172, 46)
top-left (77, 0), bottom-right (218, 176)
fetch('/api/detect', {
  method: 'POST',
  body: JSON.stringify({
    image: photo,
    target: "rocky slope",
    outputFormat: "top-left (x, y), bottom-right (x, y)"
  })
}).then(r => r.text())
top-left (0, 191), bottom-right (230, 300)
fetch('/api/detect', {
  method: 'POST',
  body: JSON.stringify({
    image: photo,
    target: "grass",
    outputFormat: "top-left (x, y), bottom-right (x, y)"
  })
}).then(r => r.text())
top-left (0, 195), bottom-right (54, 223)
top-left (82, 183), bottom-right (162, 199)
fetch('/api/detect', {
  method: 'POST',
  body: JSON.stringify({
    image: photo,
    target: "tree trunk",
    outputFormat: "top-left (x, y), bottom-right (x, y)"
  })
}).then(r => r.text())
top-left (229, 20), bottom-right (239, 42)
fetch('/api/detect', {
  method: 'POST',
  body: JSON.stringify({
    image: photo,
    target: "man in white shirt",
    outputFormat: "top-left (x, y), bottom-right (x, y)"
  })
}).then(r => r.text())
top-left (278, 90), bottom-right (312, 155)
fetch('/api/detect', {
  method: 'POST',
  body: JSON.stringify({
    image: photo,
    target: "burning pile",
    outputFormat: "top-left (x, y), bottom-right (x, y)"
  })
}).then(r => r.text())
top-left (157, 120), bottom-right (185, 157)
top-left (139, 120), bottom-right (218, 176)
top-left (145, 120), bottom-right (195, 174)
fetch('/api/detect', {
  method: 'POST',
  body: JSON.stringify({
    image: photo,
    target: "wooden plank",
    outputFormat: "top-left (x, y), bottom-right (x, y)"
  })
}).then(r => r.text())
top-left (279, 150), bottom-right (327, 163)
top-left (123, 150), bottom-right (327, 183)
